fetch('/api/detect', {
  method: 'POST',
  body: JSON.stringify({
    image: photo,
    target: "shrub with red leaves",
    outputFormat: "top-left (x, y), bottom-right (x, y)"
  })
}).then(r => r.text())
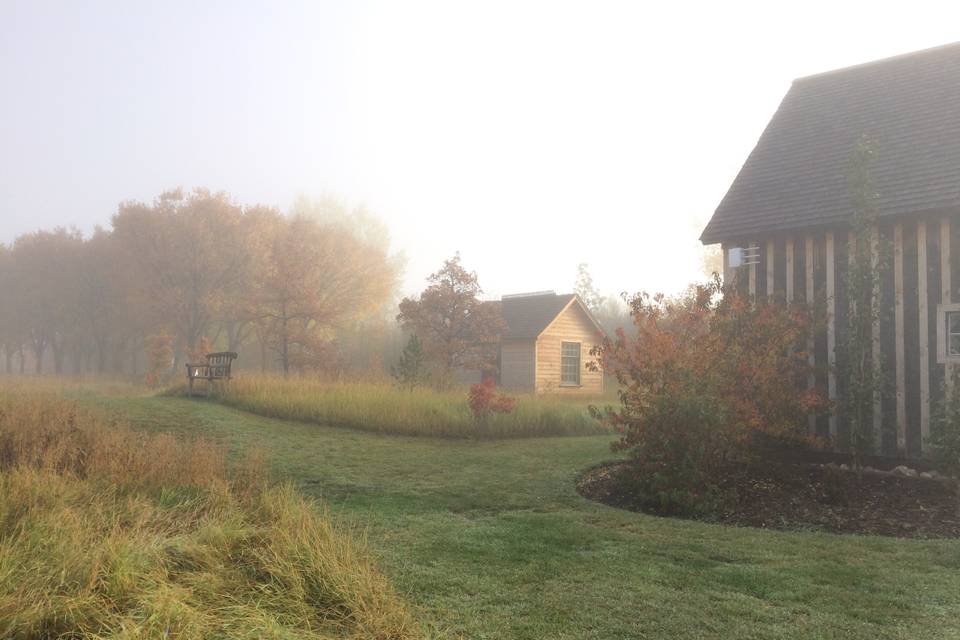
top-left (468, 378), bottom-right (516, 420)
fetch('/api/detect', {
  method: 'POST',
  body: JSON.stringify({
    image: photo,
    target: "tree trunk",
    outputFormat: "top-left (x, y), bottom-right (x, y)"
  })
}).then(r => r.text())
top-left (32, 343), bottom-right (44, 374)
top-left (279, 303), bottom-right (290, 377)
top-left (96, 338), bottom-right (107, 374)
top-left (51, 337), bottom-right (65, 375)
top-left (281, 318), bottom-right (289, 377)
top-left (259, 334), bottom-right (268, 373)
top-left (73, 350), bottom-right (83, 376)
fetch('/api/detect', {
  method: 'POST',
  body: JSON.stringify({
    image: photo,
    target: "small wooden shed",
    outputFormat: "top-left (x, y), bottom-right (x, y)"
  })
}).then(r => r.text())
top-left (498, 292), bottom-right (604, 394)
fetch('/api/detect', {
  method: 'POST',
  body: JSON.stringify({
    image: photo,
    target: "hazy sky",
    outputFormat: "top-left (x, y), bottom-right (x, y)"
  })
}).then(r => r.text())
top-left (2, 1), bottom-right (959, 299)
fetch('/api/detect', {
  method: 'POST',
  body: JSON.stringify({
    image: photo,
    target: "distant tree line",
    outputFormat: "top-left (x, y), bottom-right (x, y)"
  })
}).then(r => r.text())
top-left (0, 188), bottom-right (403, 378)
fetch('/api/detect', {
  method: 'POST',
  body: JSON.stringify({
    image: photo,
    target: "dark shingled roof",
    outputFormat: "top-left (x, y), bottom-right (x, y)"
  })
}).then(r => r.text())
top-left (500, 293), bottom-right (577, 339)
top-left (701, 42), bottom-right (960, 244)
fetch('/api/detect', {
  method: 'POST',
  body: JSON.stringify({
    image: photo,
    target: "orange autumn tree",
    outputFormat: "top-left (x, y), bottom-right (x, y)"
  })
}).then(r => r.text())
top-left (590, 276), bottom-right (827, 513)
top-left (396, 255), bottom-right (504, 389)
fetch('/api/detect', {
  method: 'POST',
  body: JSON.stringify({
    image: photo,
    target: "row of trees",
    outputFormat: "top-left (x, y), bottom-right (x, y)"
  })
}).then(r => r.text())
top-left (0, 188), bottom-right (402, 378)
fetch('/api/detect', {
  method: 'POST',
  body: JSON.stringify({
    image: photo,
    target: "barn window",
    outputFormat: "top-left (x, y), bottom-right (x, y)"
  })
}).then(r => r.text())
top-left (949, 312), bottom-right (960, 356)
top-left (561, 342), bottom-right (581, 385)
top-left (936, 304), bottom-right (960, 363)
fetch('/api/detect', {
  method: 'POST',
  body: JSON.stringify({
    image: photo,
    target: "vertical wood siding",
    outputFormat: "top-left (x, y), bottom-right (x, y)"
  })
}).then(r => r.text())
top-left (785, 238), bottom-right (795, 302)
top-left (728, 215), bottom-right (958, 457)
top-left (833, 230), bottom-right (849, 447)
top-left (766, 240), bottom-right (775, 301)
top-left (814, 233), bottom-right (830, 438)
top-left (500, 339), bottom-right (536, 391)
top-left (924, 222), bottom-right (941, 441)
top-left (903, 222), bottom-right (921, 457)
top-left (825, 232), bottom-right (838, 440)
top-left (894, 223), bottom-right (907, 453)
top-left (943, 218), bottom-right (954, 394)
top-left (805, 234), bottom-right (816, 434)
top-left (879, 223), bottom-right (898, 455)
top-left (773, 239), bottom-right (786, 304)
top-left (870, 226), bottom-right (882, 451)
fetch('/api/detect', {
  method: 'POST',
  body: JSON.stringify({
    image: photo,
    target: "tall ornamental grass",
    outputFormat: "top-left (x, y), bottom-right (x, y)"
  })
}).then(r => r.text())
top-left (209, 375), bottom-right (607, 438)
top-left (0, 386), bottom-right (422, 639)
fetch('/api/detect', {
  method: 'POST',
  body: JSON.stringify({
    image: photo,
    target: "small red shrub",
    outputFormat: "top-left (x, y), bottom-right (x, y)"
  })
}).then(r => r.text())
top-left (468, 378), bottom-right (516, 420)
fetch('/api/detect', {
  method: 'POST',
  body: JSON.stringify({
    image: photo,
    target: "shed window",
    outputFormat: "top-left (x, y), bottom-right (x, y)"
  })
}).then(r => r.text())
top-left (561, 342), bottom-right (581, 385)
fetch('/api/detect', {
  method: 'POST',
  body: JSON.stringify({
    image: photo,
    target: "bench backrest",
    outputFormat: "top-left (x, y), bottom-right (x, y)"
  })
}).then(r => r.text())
top-left (205, 352), bottom-right (237, 378)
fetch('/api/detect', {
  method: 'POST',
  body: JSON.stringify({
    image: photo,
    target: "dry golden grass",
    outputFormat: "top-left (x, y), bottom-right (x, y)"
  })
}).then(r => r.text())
top-left (0, 384), bottom-right (422, 639)
top-left (202, 374), bottom-right (607, 438)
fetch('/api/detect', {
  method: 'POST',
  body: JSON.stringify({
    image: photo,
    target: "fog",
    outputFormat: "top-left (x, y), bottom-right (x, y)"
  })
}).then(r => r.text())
top-left (2, 0), bottom-right (959, 298)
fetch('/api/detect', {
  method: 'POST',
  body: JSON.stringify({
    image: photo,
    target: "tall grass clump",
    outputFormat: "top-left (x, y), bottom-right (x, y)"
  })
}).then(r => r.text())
top-left (209, 375), bottom-right (606, 438)
top-left (0, 385), bottom-right (421, 639)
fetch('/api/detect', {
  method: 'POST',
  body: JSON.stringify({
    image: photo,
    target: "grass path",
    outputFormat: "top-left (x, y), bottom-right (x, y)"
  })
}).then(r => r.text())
top-left (84, 393), bottom-right (960, 639)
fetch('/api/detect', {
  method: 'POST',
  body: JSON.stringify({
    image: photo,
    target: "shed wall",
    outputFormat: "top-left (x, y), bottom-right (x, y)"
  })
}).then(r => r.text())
top-left (500, 339), bottom-right (536, 391)
top-left (534, 302), bottom-right (604, 394)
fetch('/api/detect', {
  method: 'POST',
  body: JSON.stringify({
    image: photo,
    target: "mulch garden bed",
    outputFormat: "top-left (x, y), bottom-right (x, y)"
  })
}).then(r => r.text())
top-left (578, 460), bottom-right (960, 538)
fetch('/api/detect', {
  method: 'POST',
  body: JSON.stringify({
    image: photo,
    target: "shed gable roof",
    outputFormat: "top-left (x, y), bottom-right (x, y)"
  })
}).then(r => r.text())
top-left (701, 42), bottom-right (960, 244)
top-left (500, 293), bottom-right (601, 340)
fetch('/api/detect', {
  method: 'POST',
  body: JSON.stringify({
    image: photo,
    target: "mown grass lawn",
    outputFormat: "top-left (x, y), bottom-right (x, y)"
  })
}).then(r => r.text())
top-left (83, 392), bottom-right (960, 639)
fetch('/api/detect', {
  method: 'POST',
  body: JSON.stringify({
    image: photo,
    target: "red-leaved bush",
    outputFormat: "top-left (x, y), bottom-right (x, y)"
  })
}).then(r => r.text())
top-left (590, 277), bottom-right (828, 514)
top-left (468, 378), bottom-right (516, 421)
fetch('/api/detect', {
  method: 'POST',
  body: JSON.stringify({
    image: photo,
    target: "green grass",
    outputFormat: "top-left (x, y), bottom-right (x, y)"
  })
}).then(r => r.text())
top-left (80, 390), bottom-right (960, 639)
top-left (195, 375), bottom-right (608, 438)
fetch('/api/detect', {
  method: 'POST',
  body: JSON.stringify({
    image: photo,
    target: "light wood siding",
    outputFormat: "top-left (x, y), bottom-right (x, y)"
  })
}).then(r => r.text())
top-left (535, 302), bottom-right (604, 394)
top-left (500, 339), bottom-right (536, 391)
top-left (732, 213), bottom-right (960, 458)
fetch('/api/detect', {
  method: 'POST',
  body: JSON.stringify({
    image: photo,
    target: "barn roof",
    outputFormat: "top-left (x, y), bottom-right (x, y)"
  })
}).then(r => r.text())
top-left (500, 292), bottom-right (601, 340)
top-left (701, 42), bottom-right (960, 245)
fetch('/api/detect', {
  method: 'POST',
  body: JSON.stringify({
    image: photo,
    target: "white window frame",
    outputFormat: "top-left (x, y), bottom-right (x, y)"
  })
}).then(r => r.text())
top-left (560, 341), bottom-right (581, 386)
top-left (936, 303), bottom-right (960, 363)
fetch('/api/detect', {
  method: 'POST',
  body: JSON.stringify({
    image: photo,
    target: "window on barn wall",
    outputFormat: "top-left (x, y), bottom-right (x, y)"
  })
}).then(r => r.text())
top-left (950, 313), bottom-right (960, 356)
top-left (936, 304), bottom-right (960, 363)
top-left (561, 342), bottom-right (581, 385)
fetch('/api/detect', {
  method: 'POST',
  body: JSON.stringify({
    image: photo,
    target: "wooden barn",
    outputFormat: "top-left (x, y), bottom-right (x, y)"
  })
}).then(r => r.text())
top-left (701, 43), bottom-right (960, 457)
top-left (497, 292), bottom-right (604, 394)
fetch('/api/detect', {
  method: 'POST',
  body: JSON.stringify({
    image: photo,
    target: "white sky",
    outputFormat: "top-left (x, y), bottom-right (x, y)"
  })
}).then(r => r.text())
top-left (2, 1), bottom-right (959, 299)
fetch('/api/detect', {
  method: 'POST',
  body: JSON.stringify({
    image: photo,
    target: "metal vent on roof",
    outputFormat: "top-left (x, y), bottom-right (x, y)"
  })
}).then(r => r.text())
top-left (502, 290), bottom-right (556, 299)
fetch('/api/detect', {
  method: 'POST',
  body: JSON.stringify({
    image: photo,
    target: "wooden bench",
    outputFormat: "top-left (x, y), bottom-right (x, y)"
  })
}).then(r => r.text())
top-left (186, 352), bottom-right (237, 397)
